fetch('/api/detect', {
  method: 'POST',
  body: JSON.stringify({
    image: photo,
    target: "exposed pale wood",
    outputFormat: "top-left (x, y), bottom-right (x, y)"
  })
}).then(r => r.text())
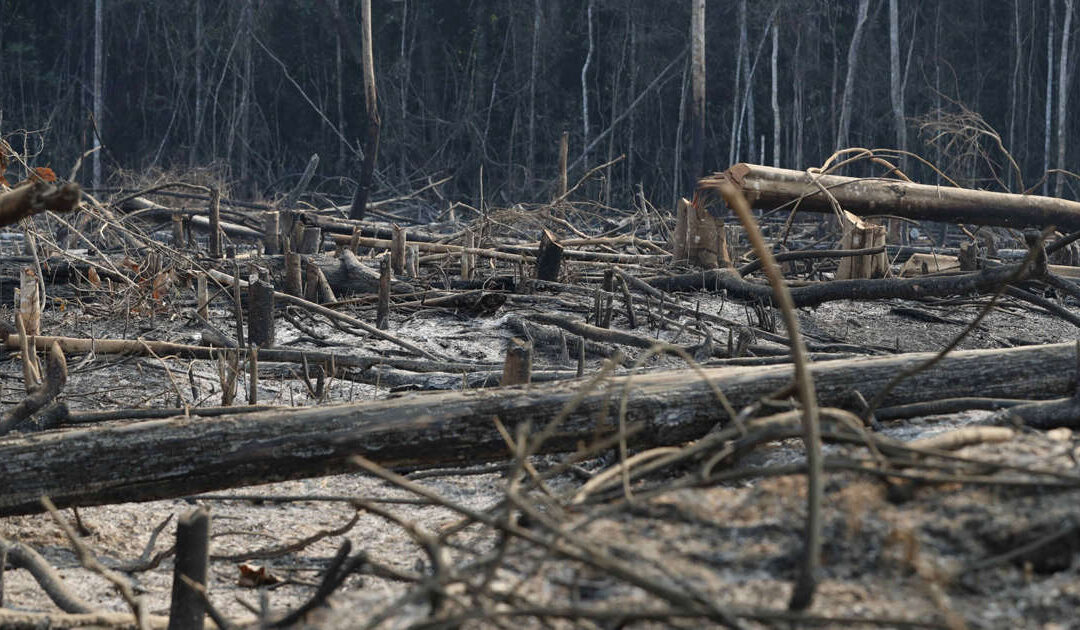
top-left (672, 198), bottom-right (689, 260)
top-left (460, 228), bottom-right (475, 281)
top-left (898, 253), bottom-right (961, 277)
top-left (196, 275), bottom-right (208, 320)
top-left (834, 210), bottom-right (887, 279)
top-left (336, 248), bottom-right (415, 294)
top-left (18, 267), bottom-right (40, 336)
top-left (706, 163), bottom-right (1080, 231)
top-left (682, 200), bottom-right (727, 269)
top-left (501, 337), bottom-right (533, 386)
top-left (285, 250), bottom-right (303, 296)
top-left (391, 224), bottom-right (406, 275)
top-left (0, 342), bottom-right (1077, 516)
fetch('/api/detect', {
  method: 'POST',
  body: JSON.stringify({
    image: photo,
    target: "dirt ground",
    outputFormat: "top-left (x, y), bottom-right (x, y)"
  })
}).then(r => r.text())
top-left (3, 234), bottom-right (1080, 629)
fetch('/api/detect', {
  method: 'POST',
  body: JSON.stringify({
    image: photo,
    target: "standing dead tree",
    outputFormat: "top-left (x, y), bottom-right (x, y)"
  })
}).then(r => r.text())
top-left (349, 0), bottom-right (380, 220)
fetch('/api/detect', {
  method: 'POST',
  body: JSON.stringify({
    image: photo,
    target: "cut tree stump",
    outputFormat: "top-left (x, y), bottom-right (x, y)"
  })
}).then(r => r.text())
top-left (536, 229), bottom-right (564, 281)
top-left (673, 197), bottom-right (730, 269)
top-left (835, 210), bottom-right (887, 279)
top-left (0, 342), bottom-right (1077, 516)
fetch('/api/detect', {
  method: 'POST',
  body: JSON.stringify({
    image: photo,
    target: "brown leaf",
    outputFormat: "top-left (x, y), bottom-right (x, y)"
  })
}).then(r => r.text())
top-left (34, 166), bottom-right (57, 183)
top-left (237, 563), bottom-right (281, 588)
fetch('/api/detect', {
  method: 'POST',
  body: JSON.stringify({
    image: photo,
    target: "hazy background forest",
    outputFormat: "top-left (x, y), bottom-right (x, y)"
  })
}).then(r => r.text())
top-left (0, 0), bottom-right (1077, 211)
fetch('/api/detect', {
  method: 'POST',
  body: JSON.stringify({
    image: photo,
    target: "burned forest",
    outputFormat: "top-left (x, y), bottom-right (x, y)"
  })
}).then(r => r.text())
top-left (3, 1), bottom-right (1080, 629)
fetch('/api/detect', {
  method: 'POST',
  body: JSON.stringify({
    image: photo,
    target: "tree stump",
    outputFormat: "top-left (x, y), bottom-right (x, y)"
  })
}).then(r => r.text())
top-left (536, 229), bottom-right (563, 281)
top-left (835, 210), bottom-right (887, 279)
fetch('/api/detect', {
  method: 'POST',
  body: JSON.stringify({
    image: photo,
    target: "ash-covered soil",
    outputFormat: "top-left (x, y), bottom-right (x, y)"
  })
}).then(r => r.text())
top-left (3, 258), bottom-right (1080, 629)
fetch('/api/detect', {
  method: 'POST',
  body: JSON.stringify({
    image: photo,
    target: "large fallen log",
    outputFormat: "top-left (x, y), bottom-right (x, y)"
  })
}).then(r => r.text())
top-left (703, 163), bottom-right (1080, 231)
top-left (647, 262), bottom-right (1037, 308)
top-left (0, 333), bottom-right (494, 373)
top-left (0, 181), bottom-right (81, 227)
top-left (0, 342), bottom-right (1077, 516)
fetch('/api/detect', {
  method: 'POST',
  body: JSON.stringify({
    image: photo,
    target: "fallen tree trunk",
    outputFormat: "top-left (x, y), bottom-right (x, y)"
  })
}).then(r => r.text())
top-left (0, 181), bottom-right (81, 227)
top-left (647, 263), bottom-right (1037, 308)
top-left (704, 163), bottom-right (1080, 231)
top-left (0, 342), bottom-right (1076, 516)
top-left (0, 333), bottom-right (494, 373)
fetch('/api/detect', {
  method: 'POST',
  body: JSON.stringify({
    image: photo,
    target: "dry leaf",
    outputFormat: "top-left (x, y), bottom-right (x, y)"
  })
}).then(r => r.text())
top-left (152, 271), bottom-right (173, 301)
top-left (237, 563), bottom-right (281, 587)
top-left (33, 166), bottom-right (57, 182)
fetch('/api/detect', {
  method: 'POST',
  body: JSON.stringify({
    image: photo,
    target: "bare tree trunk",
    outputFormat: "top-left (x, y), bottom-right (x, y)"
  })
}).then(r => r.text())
top-left (398, 0), bottom-right (409, 182)
top-left (1054, 0), bottom-right (1073, 197)
top-left (335, 0), bottom-right (346, 173)
top-left (836, 0), bottom-right (870, 151)
top-left (672, 57), bottom-right (689, 209)
top-left (1044, 0), bottom-right (1056, 196)
top-left (581, 0), bottom-right (595, 164)
top-left (830, 19), bottom-right (839, 153)
top-left (605, 15), bottom-right (629, 205)
top-left (527, 0), bottom-right (541, 192)
top-left (770, 21), bottom-right (780, 168)
top-left (888, 0), bottom-right (906, 163)
top-left (933, 1), bottom-right (943, 184)
top-left (690, 0), bottom-right (706, 182)
top-left (92, 0), bottom-right (104, 190)
top-left (349, 0), bottom-right (381, 220)
top-left (626, 16), bottom-right (637, 189)
top-left (0, 11), bottom-right (4, 92)
top-left (793, 29), bottom-right (804, 169)
top-left (728, 0), bottom-right (747, 165)
top-left (746, 58), bottom-right (756, 165)
top-left (238, 0), bottom-right (254, 195)
top-left (1008, 0), bottom-right (1023, 189)
top-left (190, 0), bottom-right (204, 168)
